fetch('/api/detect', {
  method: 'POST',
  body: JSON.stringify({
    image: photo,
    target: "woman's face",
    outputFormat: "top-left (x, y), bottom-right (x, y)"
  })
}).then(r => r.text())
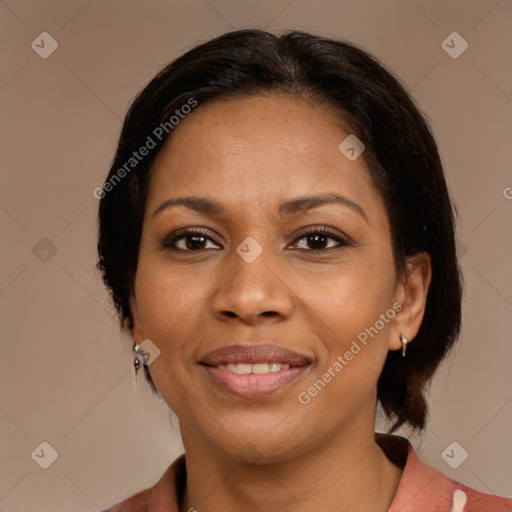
top-left (130, 94), bottom-right (415, 462)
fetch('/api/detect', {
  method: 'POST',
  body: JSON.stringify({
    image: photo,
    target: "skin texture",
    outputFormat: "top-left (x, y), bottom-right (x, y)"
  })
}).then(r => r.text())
top-left (129, 94), bottom-right (431, 512)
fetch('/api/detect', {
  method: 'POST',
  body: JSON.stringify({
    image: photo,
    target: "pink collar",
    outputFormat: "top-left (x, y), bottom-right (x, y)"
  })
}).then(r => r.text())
top-left (105, 434), bottom-right (512, 511)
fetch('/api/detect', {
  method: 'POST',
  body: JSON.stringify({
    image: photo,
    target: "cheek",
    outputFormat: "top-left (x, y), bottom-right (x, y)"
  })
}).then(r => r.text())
top-left (312, 255), bottom-right (395, 328)
top-left (132, 266), bottom-right (205, 402)
top-left (307, 251), bottom-right (396, 376)
top-left (134, 262), bottom-right (209, 413)
top-left (135, 253), bottom-right (209, 337)
top-left (299, 295), bottom-right (394, 425)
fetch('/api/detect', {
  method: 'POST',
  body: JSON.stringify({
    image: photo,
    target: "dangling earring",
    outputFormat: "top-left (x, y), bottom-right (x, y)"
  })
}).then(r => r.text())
top-left (400, 333), bottom-right (409, 357)
top-left (133, 343), bottom-right (147, 378)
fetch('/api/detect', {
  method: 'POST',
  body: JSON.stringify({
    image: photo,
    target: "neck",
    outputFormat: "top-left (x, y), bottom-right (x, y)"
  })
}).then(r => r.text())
top-left (179, 421), bottom-right (403, 512)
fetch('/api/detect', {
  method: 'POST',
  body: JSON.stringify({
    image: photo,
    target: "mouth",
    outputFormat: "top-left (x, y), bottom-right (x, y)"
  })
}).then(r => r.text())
top-left (213, 362), bottom-right (292, 374)
top-left (199, 344), bottom-right (312, 399)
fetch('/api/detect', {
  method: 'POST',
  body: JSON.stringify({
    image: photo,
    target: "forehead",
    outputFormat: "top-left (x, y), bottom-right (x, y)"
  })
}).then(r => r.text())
top-left (147, 94), bottom-right (382, 220)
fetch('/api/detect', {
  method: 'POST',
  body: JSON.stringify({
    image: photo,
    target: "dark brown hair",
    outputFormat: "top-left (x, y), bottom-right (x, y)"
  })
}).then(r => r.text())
top-left (97, 29), bottom-right (462, 432)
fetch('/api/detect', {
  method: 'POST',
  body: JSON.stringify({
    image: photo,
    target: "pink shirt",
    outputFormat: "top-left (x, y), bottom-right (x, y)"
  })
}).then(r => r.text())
top-left (103, 434), bottom-right (512, 511)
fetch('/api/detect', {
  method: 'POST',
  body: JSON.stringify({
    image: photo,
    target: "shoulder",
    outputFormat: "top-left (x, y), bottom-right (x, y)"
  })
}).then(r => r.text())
top-left (378, 434), bottom-right (512, 512)
top-left (402, 447), bottom-right (512, 511)
top-left (410, 453), bottom-right (512, 511)
top-left (101, 487), bottom-right (151, 512)
top-left (458, 484), bottom-right (512, 511)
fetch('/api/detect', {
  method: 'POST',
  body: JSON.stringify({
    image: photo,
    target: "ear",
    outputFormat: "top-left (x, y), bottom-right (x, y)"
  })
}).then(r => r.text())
top-left (129, 292), bottom-right (144, 342)
top-left (389, 252), bottom-right (432, 352)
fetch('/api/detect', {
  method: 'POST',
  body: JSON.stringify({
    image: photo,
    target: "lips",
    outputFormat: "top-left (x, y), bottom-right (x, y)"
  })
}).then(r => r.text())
top-left (199, 344), bottom-right (312, 399)
top-left (199, 344), bottom-right (310, 367)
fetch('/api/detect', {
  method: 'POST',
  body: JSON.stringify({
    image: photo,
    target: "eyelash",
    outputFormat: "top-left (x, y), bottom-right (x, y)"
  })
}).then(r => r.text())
top-left (159, 226), bottom-right (351, 253)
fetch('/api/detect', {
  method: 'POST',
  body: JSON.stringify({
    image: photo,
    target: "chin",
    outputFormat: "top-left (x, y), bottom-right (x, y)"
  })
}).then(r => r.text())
top-left (201, 420), bottom-right (313, 465)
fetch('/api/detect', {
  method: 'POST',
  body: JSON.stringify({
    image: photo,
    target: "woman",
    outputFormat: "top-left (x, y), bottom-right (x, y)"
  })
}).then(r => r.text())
top-left (97, 29), bottom-right (512, 512)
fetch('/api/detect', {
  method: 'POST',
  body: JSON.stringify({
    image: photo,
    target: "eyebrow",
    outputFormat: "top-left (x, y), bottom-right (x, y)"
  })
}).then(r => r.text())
top-left (152, 193), bottom-right (368, 223)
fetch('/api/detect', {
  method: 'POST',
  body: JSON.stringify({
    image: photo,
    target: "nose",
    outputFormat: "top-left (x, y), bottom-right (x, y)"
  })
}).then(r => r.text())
top-left (211, 244), bottom-right (294, 325)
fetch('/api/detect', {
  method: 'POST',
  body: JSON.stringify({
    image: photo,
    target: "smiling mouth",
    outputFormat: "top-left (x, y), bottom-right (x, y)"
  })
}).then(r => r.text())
top-left (213, 362), bottom-right (291, 374)
top-left (199, 344), bottom-right (312, 398)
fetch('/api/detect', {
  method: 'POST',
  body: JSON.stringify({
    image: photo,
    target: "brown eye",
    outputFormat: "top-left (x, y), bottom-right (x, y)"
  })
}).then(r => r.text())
top-left (290, 227), bottom-right (351, 252)
top-left (301, 233), bottom-right (336, 250)
top-left (160, 228), bottom-right (222, 251)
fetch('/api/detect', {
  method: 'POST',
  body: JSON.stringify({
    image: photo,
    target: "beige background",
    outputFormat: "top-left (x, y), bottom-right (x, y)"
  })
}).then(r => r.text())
top-left (1, 1), bottom-right (511, 511)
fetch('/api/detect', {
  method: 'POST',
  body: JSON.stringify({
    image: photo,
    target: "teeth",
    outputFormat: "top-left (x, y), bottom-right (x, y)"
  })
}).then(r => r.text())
top-left (236, 363), bottom-right (252, 375)
top-left (270, 362), bottom-right (281, 372)
top-left (252, 363), bottom-right (270, 374)
top-left (215, 362), bottom-right (293, 374)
